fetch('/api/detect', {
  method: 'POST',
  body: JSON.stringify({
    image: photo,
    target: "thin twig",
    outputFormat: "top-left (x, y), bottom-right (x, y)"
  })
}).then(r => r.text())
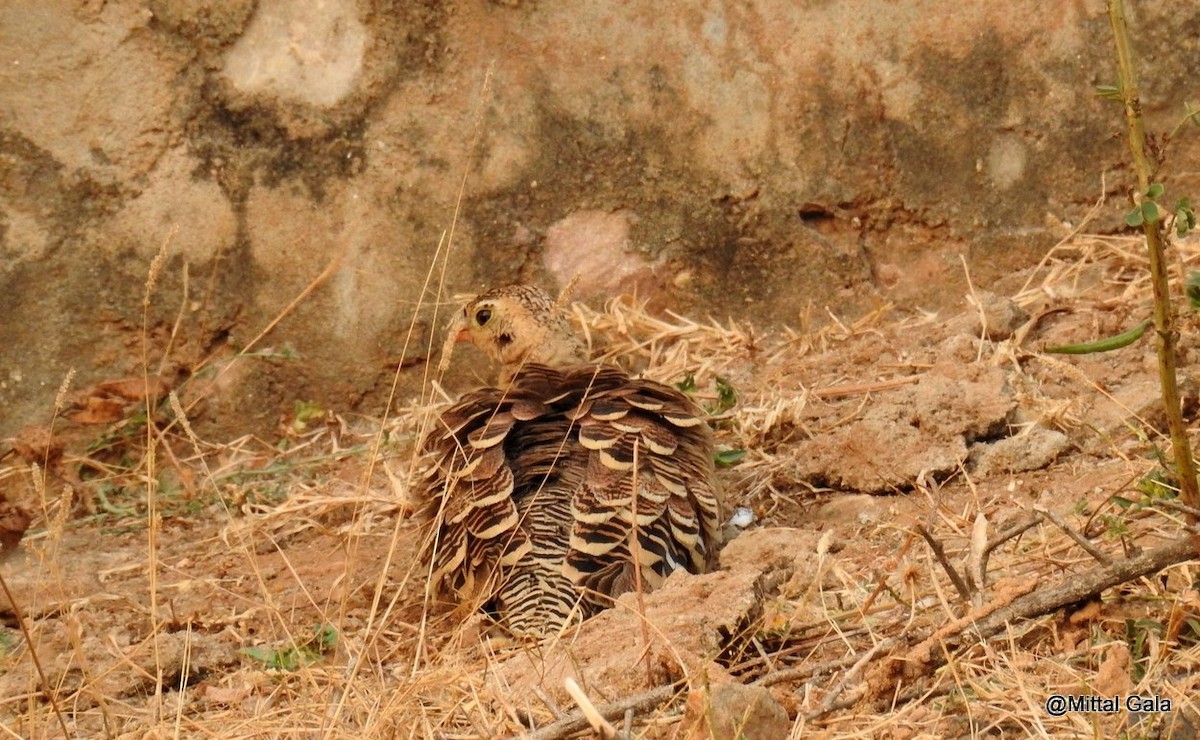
top-left (966, 534), bottom-right (1199, 642)
top-left (754, 640), bottom-right (899, 687)
top-left (819, 640), bottom-right (890, 713)
top-left (0, 571), bottom-right (72, 738)
top-left (814, 375), bottom-right (921, 399)
top-left (1035, 506), bottom-right (1114, 566)
top-left (523, 682), bottom-right (683, 740)
top-left (915, 524), bottom-right (972, 601)
top-left (564, 677), bottom-right (621, 739)
top-left (984, 512), bottom-right (1042, 557)
top-left (1154, 497), bottom-right (1200, 521)
top-left (533, 685), bottom-right (566, 721)
top-left (978, 511), bottom-right (1042, 579)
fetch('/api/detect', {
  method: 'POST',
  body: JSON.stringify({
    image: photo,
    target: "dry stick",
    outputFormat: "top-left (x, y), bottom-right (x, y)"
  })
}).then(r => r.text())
top-left (1108, 0), bottom-right (1200, 516)
top-left (819, 639), bottom-right (891, 713)
top-left (965, 534), bottom-right (1199, 642)
top-left (754, 639), bottom-right (900, 688)
top-left (813, 375), bottom-right (920, 400)
top-left (1156, 497), bottom-right (1200, 521)
top-left (563, 677), bottom-right (622, 739)
top-left (914, 525), bottom-right (972, 602)
top-left (974, 511), bottom-right (1043, 591)
top-left (1034, 506), bottom-right (1114, 566)
top-left (0, 572), bottom-right (71, 738)
top-left (533, 686), bottom-right (566, 721)
top-left (825, 682), bottom-right (959, 723)
top-left (855, 534), bottom-right (1200, 712)
top-left (860, 529), bottom-right (918, 614)
top-left (523, 682), bottom-right (683, 740)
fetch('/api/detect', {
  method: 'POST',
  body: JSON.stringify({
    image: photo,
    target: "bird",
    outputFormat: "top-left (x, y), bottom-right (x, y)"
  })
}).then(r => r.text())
top-left (418, 284), bottom-right (723, 638)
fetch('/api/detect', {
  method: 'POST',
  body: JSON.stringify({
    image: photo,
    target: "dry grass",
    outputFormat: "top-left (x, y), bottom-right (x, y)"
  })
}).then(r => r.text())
top-left (3, 230), bottom-right (1200, 738)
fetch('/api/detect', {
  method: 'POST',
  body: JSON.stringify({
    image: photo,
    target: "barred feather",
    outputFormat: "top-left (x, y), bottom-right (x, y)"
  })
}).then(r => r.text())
top-left (420, 363), bottom-right (722, 638)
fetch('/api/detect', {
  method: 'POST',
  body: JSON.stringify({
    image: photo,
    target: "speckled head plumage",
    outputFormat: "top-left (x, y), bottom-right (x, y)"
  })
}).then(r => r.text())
top-left (452, 285), bottom-right (586, 382)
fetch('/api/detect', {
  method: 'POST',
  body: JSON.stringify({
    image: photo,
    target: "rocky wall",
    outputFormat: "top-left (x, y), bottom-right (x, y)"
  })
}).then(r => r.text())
top-left (1, 0), bottom-right (1197, 437)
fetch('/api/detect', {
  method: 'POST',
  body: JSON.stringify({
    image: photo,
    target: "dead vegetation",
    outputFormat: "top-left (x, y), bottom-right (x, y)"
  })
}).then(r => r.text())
top-left (3, 231), bottom-right (1200, 738)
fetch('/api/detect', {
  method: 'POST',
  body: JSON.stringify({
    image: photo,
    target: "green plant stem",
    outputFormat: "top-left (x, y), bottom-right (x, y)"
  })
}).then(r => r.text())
top-left (1107, 0), bottom-right (1200, 515)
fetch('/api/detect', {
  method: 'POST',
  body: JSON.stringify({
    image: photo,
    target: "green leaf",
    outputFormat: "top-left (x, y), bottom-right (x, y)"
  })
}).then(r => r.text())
top-left (1141, 201), bottom-right (1160, 224)
top-left (1125, 207), bottom-right (1145, 227)
top-left (240, 645), bottom-right (318, 671)
top-left (240, 625), bottom-right (338, 672)
top-left (675, 373), bottom-right (697, 393)
top-left (294, 400), bottom-right (324, 424)
top-left (1095, 84), bottom-right (1122, 101)
top-left (714, 376), bottom-right (738, 413)
top-left (1188, 272), bottom-right (1200, 310)
top-left (714, 449), bottom-right (746, 467)
top-left (1146, 183), bottom-right (1165, 199)
top-left (1177, 198), bottom-right (1197, 238)
top-left (1044, 319), bottom-right (1152, 354)
top-left (314, 624), bottom-right (339, 651)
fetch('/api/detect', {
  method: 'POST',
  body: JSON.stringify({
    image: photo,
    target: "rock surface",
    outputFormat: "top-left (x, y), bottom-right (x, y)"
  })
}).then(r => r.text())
top-left (3, 0), bottom-right (1198, 438)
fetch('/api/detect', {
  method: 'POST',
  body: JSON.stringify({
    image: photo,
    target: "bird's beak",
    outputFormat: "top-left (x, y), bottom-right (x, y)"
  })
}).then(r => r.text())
top-left (453, 326), bottom-right (471, 344)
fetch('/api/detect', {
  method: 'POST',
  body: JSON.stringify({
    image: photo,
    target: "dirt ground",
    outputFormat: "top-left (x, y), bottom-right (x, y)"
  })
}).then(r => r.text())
top-left (3, 232), bottom-right (1200, 738)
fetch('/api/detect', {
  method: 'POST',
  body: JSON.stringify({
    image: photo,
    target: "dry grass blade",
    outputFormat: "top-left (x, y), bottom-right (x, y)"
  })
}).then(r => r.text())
top-left (525, 682), bottom-right (683, 740)
top-left (0, 572), bottom-right (70, 738)
top-left (6, 229), bottom-right (1200, 738)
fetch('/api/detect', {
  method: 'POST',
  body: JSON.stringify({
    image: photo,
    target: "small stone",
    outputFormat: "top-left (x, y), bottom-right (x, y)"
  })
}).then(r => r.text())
top-left (701, 683), bottom-right (791, 740)
top-left (969, 426), bottom-right (1070, 476)
top-left (971, 291), bottom-right (1030, 341)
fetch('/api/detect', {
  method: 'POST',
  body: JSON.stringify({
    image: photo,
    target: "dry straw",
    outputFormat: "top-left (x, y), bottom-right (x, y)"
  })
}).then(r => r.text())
top-left (4, 203), bottom-right (1200, 739)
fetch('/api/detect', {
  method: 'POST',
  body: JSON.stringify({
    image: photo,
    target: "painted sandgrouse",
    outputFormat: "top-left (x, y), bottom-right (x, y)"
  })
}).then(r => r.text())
top-left (419, 285), bottom-right (723, 638)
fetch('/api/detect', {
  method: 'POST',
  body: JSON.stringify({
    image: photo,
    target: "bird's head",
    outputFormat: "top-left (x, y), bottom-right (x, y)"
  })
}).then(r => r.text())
top-left (450, 285), bottom-right (585, 382)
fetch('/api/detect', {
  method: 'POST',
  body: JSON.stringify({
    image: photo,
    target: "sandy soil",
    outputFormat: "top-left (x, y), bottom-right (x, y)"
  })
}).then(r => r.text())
top-left (2, 234), bottom-right (1200, 738)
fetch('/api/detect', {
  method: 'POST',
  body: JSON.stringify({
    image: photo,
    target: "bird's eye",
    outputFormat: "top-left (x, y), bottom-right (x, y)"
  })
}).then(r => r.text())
top-left (474, 308), bottom-right (492, 326)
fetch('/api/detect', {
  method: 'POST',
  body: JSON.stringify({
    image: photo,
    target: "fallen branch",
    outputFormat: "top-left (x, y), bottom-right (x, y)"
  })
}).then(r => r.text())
top-left (854, 534), bottom-right (1199, 712)
top-left (522, 682), bottom-right (684, 740)
top-left (752, 637), bottom-right (898, 688)
top-left (564, 677), bottom-right (622, 739)
top-left (966, 534), bottom-right (1199, 642)
top-left (1036, 505), bottom-right (1114, 566)
top-left (915, 525), bottom-right (971, 601)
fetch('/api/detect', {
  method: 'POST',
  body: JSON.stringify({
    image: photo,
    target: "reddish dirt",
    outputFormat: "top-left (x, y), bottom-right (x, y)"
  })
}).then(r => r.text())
top-left (3, 238), bottom-right (1200, 736)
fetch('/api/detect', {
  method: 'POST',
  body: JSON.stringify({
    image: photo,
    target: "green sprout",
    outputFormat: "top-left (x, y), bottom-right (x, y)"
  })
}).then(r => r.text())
top-left (241, 624), bottom-right (339, 671)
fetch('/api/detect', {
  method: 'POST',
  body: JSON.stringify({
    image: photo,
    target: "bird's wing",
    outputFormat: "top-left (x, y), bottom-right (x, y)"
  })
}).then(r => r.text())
top-left (420, 387), bottom-right (532, 607)
top-left (558, 366), bottom-right (724, 609)
top-left (419, 368), bottom-right (587, 635)
top-left (419, 363), bottom-right (723, 635)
